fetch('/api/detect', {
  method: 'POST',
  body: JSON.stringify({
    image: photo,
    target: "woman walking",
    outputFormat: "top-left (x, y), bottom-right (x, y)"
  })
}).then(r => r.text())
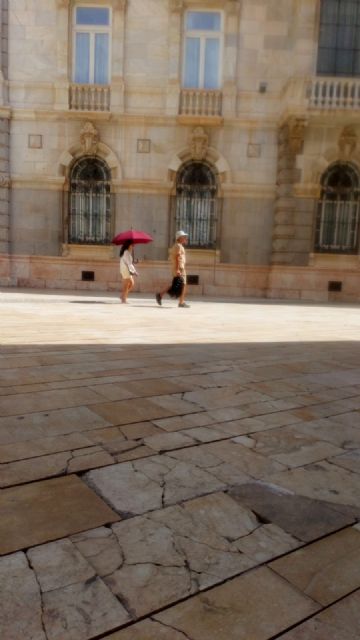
top-left (119, 240), bottom-right (138, 303)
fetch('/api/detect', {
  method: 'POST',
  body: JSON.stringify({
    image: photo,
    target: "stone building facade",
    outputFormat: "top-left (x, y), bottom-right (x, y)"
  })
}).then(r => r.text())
top-left (1, 0), bottom-right (360, 301)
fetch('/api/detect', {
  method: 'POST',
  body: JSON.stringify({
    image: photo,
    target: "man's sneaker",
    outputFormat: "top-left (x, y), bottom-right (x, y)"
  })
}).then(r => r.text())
top-left (178, 302), bottom-right (190, 308)
top-left (156, 293), bottom-right (162, 306)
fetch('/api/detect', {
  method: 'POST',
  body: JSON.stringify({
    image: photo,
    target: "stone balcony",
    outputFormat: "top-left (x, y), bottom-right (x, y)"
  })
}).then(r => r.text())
top-left (69, 84), bottom-right (111, 112)
top-left (178, 88), bottom-right (223, 120)
top-left (282, 76), bottom-right (360, 117)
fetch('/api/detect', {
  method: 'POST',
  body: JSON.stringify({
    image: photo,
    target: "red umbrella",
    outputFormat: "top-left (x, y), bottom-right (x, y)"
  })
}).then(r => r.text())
top-left (111, 229), bottom-right (153, 245)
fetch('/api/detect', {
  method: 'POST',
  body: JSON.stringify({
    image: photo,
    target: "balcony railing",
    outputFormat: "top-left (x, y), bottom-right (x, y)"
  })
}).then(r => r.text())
top-left (309, 77), bottom-right (360, 110)
top-left (69, 84), bottom-right (111, 112)
top-left (179, 89), bottom-right (222, 117)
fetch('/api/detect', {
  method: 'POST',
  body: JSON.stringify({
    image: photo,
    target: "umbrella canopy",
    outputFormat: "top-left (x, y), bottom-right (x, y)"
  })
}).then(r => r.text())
top-left (112, 229), bottom-right (153, 245)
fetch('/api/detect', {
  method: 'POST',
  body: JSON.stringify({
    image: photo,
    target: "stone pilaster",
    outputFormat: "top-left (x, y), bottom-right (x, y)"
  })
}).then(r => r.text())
top-left (166, 0), bottom-right (184, 115)
top-left (271, 117), bottom-right (311, 266)
top-left (0, 0), bottom-right (10, 255)
top-left (0, 0), bottom-right (8, 104)
top-left (222, 0), bottom-right (241, 118)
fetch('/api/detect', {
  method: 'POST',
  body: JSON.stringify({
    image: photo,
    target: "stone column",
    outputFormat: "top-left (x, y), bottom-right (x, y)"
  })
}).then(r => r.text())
top-left (0, 0), bottom-right (10, 255)
top-left (271, 116), bottom-right (311, 266)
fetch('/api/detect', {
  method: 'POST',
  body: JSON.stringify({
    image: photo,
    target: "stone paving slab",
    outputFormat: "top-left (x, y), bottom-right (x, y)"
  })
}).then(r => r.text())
top-left (153, 567), bottom-right (320, 640)
top-left (2, 290), bottom-right (360, 639)
top-left (0, 475), bottom-right (120, 555)
top-left (266, 461), bottom-right (360, 511)
top-left (278, 590), bottom-right (360, 639)
top-left (270, 526), bottom-right (360, 606)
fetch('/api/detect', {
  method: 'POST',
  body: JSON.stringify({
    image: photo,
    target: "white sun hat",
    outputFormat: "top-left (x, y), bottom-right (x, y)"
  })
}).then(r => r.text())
top-left (175, 230), bottom-right (188, 240)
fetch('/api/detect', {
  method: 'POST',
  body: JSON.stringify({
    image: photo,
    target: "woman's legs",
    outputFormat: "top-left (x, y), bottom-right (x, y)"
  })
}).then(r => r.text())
top-left (121, 276), bottom-right (134, 303)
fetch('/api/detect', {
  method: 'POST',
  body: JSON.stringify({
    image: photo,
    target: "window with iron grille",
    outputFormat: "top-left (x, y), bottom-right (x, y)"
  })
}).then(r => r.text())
top-left (315, 163), bottom-right (360, 253)
top-left (69, 157), bottom-right (112, 245)
top-left (171, 162), bottom-right (219, 248)
top-left (317, 0), bottom-right (360, 76)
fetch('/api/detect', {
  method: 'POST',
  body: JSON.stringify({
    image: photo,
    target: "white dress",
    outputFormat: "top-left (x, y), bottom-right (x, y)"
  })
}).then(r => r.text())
top-left (119, 249), bottom-right (137, 279)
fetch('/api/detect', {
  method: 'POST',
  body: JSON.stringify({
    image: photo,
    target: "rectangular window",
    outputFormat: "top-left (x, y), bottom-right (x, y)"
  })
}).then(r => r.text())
top-left (73, 6), bottom-right (111, 85)
top-left (183, 11), bottom-right (222, 89)
top-left (317, 0), bottom-right (360, 76)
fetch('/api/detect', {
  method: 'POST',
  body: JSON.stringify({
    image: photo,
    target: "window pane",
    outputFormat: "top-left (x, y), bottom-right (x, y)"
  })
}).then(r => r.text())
top-left (319, 23), bottom-right (338, 47)
top-left (75, 32), bottom-right (90, 83)
top-left (186, 11), bottom-right (221, 31)
top-left (204, 38), bottom-right (220, 89)
top-left (321, 0), bottom-right (339, 24)
top-left (184, 37), bottom-right (200, 88)
top-left (337, 24), bottom-right (356, 48)
top-left (94, 33), bottom-right (109, 84)
top-left (338, 0), bottom-right (358, 25)
top-left (76, 7), bottom-right (110, 26)
top-left (336, 48), bottom-right (354, 74)
top-left (354, 48), bottom-right (360, 73)
top-left (318, 46), bottom-right (336, 74)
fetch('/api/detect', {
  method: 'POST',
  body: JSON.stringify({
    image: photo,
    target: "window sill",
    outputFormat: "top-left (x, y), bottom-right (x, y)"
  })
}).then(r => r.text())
top-left (62, 244), bottom-right (116, 259)
top-left (309, 253), bottom-right (360, 268)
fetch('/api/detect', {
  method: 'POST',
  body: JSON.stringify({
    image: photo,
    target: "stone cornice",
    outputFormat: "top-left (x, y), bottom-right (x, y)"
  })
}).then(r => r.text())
top-left (56, 0), bottom-right (127, 9)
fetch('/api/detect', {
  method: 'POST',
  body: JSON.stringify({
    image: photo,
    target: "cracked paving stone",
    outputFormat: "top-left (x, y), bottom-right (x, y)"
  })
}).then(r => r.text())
top-left (233, 523), bottom-right (301, 562)
top-left (170, 439), bottom-right (285, 480)
top-left (85, 455), bottom-right (226, 516)
top-left (26, 538), bottom-right (130, 639)
top-left (0, 551), bottom-right (46, 640)
top-left (102, 492), bottom-right (258, 616)
top-left (27, 539), bottom-right (96, 592)
top-left (42, 577), bottom-right (130, 640)
top-left (71, 526), bottom-right (124, 577)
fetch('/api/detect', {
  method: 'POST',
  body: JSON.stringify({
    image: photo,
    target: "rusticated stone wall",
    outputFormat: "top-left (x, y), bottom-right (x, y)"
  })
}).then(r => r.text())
top-left (271, 117), bottom-right (313, 266)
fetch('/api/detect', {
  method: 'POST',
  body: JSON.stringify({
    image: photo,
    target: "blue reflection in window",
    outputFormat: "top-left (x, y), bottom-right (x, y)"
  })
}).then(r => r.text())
top-left (76, 7), bottom-right (110, 26)
top-left (75, 32), bottom-right (90, 83)
top-left (186, 12), bottom-right (221, 31)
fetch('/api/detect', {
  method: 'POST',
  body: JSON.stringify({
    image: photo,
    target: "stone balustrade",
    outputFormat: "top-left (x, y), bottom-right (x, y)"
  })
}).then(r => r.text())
top-left (69, 84), bottom-right (111, 112)
top-left (309, 77), bottom-right (360, 110)
top-left (283, 76), bottom-right (360, 113)
top-left (179, 89), bottom-right (222, 117)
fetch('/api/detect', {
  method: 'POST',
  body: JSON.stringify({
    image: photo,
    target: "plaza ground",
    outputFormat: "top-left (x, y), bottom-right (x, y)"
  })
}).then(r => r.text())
top-left (1, 288), bottom-right (360, 640)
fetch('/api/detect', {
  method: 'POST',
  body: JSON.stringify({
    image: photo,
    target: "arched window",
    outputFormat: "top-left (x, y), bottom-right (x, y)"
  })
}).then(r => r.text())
top-left (315, 163), bottom-right (360, 253)
top-left (172, 162), bottom-right (219, 248)
top-left (69, 157), bottom-right (111, 244)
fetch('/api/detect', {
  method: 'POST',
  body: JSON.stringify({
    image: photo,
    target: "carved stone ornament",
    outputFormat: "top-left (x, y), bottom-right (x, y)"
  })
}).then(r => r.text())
top-left (190, 126), bottom-right (209, 161)
top-left (80, 122), bottom-right (99, 155)
top-left (338, 125), bottom-right (357, 156)
top-left (287, 117), bottom-right (307, 155)
top-left (0, 174), bottom-right (10, 188)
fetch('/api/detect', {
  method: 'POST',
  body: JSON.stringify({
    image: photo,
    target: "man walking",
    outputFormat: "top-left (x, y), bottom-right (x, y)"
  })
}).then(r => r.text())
top-left (156, 230), bottom-right (190, 308)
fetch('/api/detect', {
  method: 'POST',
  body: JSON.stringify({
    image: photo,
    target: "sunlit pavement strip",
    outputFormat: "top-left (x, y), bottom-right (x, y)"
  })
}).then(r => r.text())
top-left (1, 287), bottom-right (360, 640)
